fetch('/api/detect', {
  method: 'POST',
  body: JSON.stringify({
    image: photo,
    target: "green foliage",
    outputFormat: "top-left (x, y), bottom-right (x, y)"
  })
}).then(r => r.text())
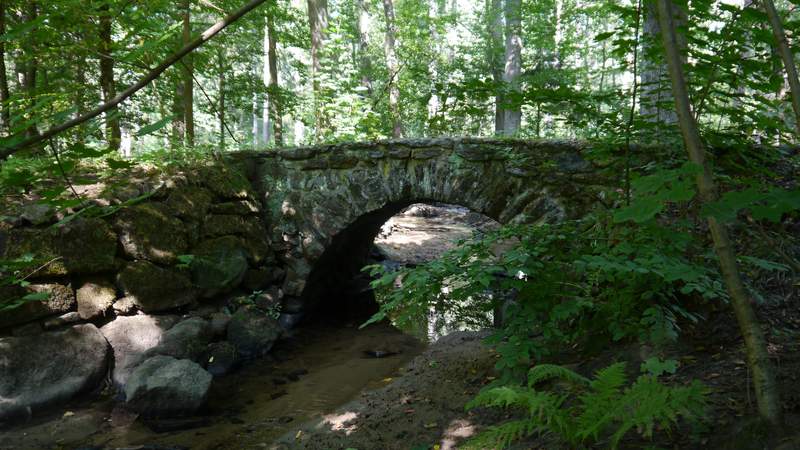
top-left (465, 362), bottom-right (708, 449)
top-left (365, 214), bottom-right (724, 380)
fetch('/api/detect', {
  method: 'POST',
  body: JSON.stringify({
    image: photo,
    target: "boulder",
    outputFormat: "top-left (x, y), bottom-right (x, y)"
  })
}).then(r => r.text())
top-left (117, 261), bottom-right (196, 312)
top-left (165, 186), bottom-right (214, 221)
top-left (112, 296), bottom-right (137, 315)
top-left (205, 341), bottom-right (239, 377)
top-left (43, 312), bottom-right (82, 329)
top-left (199, 165), bottom-right (251, 200)
top-left (0, 324), bottom-right (109, 421)
top-left (124, 356), bottom-right (212, 418)
top-left (144, 317), bottom-right (213, 363)
top-left (252, 286), bottom-right (282, 313)
top-left (242, 267), bottom-right (278, 291)
top-left (100, 314), bottom-right (179, 388)
top-left (226, 308), bottom-right (281, 359)
top-left (278, 312), bottom-right (304, 331)
top-left (281, 296), bottom-right (305, 314)
top-left (190, 236), bottom-right (248, 298)
top-left (0, 283), bottom-right (76, 329)
top-left (1, 219), bottom-right (117, 278)
top-left (200, 215), bottom-right (271, 264)
top-left (209, 312), bottom-right (231, 337)
top-left (113, 203), bottom-right (188, 265)
top-left (208, 200), bottom-right (260, 216)
top-left (76, 279), bottom-right (117, 320)
top-left (19, 203), bottom-right (55, 225)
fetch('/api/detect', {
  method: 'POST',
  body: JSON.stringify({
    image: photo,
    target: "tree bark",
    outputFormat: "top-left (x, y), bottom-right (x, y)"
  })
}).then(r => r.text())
top-left (0, 0), bottom-right (10, 135)
top-left (218, 47), bottom-right (226, 150)
top-left (640, 0), bottom-right (685, 129)
top-left (382, 0), bottom-right (403, 138)
top-left (762, 0), bottom-right (800, 138)
top-left (355, 0), bottom-right (373, 96)
top-left (307, 0), bottom-right (328, 142)
top-left (657, 0), bottom-right (784, 432)
top-left (172, 77), bottom-right (185, 149)
top-left (182, 0), bottom-right (195, 147)
top-left (0, 0), bottom-right (269, 159)
top-left (267, 10), bottom-right (283, 146)
top-left (22, 2), bottom-right (39, 141)
top-left (503, 0), bottom-right (522, 135)
top-left (487, 0), bottom-right (504, 134)
top-left (99, 3), bottom-right (121, 151)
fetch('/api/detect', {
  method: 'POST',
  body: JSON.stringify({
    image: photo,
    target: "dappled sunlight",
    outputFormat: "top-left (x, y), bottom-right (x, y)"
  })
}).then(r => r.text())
top-left (320, 410), bottom-right (359, 435)
top-left (440, 418), bottom-right (477, 450)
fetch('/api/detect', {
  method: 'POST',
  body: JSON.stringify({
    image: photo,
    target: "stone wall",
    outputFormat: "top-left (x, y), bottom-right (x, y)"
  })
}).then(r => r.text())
top-left (0, 161), bottom-right (286, 422)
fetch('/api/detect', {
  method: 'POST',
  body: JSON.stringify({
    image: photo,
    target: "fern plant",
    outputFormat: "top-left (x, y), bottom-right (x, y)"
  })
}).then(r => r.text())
top-left (465, 362), bottom-right (708, 449)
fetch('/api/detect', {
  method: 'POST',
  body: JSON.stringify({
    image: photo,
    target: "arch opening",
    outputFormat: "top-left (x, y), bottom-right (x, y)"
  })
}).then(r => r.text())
top-left (298, 201), bottom-right (500, 337)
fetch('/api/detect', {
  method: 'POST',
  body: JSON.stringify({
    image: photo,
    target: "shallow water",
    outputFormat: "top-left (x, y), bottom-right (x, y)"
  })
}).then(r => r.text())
top-left (0, 322), bottom-right (424, 450)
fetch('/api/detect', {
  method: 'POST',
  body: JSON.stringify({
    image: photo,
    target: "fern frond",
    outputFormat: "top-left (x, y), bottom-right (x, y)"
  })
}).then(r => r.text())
top-left (590, 362), bottom-right (627, 395)
top-left (466, 386), bottom-right (528, 411)
top-left (462, 419), bottom-right (538, 450)
top-left (528, 363), bottom-right (590, 388)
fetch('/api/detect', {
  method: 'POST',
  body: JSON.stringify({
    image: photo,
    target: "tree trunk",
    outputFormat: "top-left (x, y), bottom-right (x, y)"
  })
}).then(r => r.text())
top-left (355, 0), bottom-right (373, 96)
top-left (503, 0), bottom-right (522, 134)
top-left (382, 0), bottom-right (403, 138)
top-left (0, 0), bottom-right (10, 135)
top-left (218, 47), bottom-right (226, 150)
top-left (657, 0), bottom-right (784, 432)
top-left (99, 3), bottom-right (121, 151)
top-left (182, 0), bottom-right (194, 147)
top-left (762, 0), bottom-right (800, 138)
top-left (487, 0), bottom-right (504, 134)
top-left (307, 0), bottom-right (328, 142)
top-left (172, 77), bottom-right (185, 149)
top-left (640, 0), bottom-right (685, 129)
top-left (22, 2), bottom-right (39, 141)
top-left (267, 10), bottom-right (283, 146)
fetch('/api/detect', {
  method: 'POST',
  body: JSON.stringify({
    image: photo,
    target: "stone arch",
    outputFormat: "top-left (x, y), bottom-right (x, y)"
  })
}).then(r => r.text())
top-left (252, 138), bottom-right (605, 317)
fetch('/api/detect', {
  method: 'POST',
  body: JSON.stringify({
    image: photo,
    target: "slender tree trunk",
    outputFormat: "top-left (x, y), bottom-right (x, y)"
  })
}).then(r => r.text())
top-left (657, 0), bottom-right (784, 432)
top-left (267, 11), bottom-right (283, 146)
top-left (762, 0), bottom-right (800, 138)
top-left (99, 4), bottom-right (121, 151)
top-left (218, 47), bottom-right (226, 150)
top-left (307, 0), bottom-right (328, 142)
top-left (488, 0), bottom-right (504, 134)
top-left (382, 0), bottom-right (403, 138)
top-left (182, 0), bottom-right (194, 147)
top-left (355, 0), bottom-right (373, 96)
top-left (503, 0), bottom-right (522, 135)
top-left (0, 0), bottom-right (10, 135)
top-left (172, 77), bottom-right (185, 149)
top-left (22, 2), bottom-right (39, 141)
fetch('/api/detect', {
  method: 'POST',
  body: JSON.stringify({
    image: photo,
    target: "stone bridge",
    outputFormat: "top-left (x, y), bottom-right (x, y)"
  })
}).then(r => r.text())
top-left (0, 138), bottom-right (615, 421)
top-left (239, 138), bottom-right (610, 314)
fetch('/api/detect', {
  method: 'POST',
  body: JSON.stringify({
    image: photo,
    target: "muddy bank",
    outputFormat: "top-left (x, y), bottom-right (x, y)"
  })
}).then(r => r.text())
top-left (272, 331), bottom-right (499, 450)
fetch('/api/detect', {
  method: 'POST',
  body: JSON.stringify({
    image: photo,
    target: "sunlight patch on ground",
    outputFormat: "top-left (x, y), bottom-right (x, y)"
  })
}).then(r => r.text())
top-left (440, 418), bottom-right (476, 450)
top-left (320, 410), bottom-right (359, 435)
